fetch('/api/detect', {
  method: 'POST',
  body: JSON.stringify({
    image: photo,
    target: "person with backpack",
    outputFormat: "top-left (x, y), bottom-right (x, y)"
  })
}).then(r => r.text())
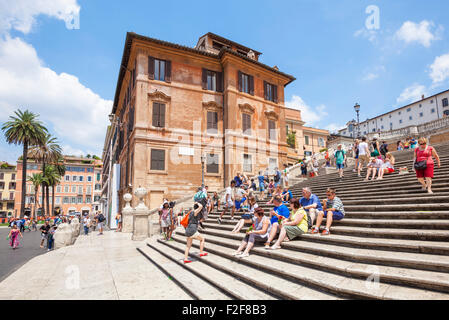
top-left (334, 144), bottom-right (346, 181)
top-left (194, 186), bottom-right (208, 229)
top-left (95, 211), bottom-right (106, 235)
top-left (182, 202), bottom-right (207, 264)
top-left (270, 198), bottom-right (308, 249)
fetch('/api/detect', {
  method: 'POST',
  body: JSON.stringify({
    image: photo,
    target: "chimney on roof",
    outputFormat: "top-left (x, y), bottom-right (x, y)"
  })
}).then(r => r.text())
top-left (273, 65), bottom-right (279, 71)
top-left (422, 94), bottom-right (425, 100)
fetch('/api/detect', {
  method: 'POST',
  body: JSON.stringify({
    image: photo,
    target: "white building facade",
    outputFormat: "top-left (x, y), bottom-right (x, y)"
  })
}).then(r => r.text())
top-left (339, 89), bottom-right (449, 138)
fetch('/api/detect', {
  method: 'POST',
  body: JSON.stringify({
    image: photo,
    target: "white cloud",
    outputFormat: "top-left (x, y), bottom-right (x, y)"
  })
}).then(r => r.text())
top-left (324, 123), bottom-right (345, 134)
top-left (362, 73), bottom-right (379, 81)
top-left (0, 0), bottom-right (80, 34)
top-left (0, 0), bottom-right (110, 159)
top-left (396, 84), bottom-right (427, 105)
top-left (285, 95), bottom-right (328, 126)
top-left (429, 53), bottom-right (449, 84)
top-left (354, 28), bottom-right (378, 44)
top-left (395, 20), bottom-right (442, 48)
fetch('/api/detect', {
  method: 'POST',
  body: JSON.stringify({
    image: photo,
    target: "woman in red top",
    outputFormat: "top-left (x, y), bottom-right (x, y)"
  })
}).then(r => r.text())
top-left (414, 137), bottom-right (441, 194)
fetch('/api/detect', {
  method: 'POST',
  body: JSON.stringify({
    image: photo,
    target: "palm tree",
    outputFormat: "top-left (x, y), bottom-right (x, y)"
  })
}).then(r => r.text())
top-left (2, 110), bottom-right (47, 217)
top-left (27, 173), bottom-right (43, 219)
top-left (44, 165), bottom-right (61, 216)
top-left (29, 133), bottom-right (62, 216)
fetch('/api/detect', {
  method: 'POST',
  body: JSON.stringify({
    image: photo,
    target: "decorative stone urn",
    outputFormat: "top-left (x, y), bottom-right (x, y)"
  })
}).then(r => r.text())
top-left (121, 192), bottom-right (134, 233)
top-left (132, 186), bottom-right (151, 241)
top-left (70, 217), bottom-right (80, 238)
top-left (54, 223), bottom-right (74, 249)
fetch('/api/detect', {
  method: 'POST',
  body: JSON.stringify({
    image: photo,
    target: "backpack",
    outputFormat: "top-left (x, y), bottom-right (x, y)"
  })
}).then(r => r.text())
top-left (180, 211), bottom-right (191, 229)
top-left (194, 191), bottom-right (206, 202)
top-left (274, 170), bottom-right (281, 182)
top-left (98, 214), bottom-right (105, 222)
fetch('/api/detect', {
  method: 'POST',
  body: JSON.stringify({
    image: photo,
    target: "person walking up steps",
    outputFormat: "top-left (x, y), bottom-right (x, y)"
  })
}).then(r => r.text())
top-left (39, 220), bottom-right (51, 248)
top-left (184, 202), bottom-right (207, 264)
top-left (353, 139), bottom-right (360, 173)
top-left (335, 144), bottom-right (346, 181)
top-left (311, 188), bottom-right (345, 235)
top-left (358, 137), bottom-right (370, 177)
top-left (218, 180), bottom-right (236, 224)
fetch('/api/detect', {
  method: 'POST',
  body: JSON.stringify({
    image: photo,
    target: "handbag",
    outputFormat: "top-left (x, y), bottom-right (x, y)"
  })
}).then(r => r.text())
top-left (414, 146), bottom-right (428, 170)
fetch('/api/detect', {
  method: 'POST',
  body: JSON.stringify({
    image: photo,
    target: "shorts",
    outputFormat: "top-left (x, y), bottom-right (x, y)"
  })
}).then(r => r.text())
top-left (284, 225), bottom-right (306, 240)
top-left (241, 213), bottom-right (253, 220)
top-left (161, 217), bottom-right (171, 228)
top-left (336, 163), bottom-right (344, 169)
top-left (324, 210), bottom-right (344, 221)
top-left (387, 168), bottom-right (394, 174)
top-left (225, 200), bottom-right (234, 208)
top-left (187, 231), bottom-right (201, 239)
top-left (235, 198), bottom-right (247, 210)
top-left (41, 233), bottom-right (47, 240)
top-left (259, 184), bottom-right (265, 192)
top-left (97, 222), bottom-right (103, 229)
top-left (415, 164), bottom-right (434, 178)
top-left (359, 154), bottom-right (369, 166)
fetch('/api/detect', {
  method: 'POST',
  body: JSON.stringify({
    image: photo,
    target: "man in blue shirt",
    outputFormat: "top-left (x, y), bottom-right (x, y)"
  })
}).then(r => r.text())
top-left (264, 196), bottom-right (290, 249)
top-left (234, 173), bottom-right (242, 187)
top-left (299, 187), bottom-right (323, 227)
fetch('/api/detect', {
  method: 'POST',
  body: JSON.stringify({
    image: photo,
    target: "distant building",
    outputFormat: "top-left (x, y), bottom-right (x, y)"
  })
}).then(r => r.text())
top-left (339, 89), bottom-right (449, 138)
top-left (0, 162), bottom-right (16, 218)
top-left (285, 108), bottom-right (329, 165)
top-left (14, 156), bottom-right (102, 218)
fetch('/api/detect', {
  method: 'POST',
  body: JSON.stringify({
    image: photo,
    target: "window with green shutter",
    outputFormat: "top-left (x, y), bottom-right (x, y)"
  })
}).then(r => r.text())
top-left (151, 149), bottom-right (165, 171)
top-left (242, 113), bottom-right (251, 135)
top-left (152, 102), bottom-right (166, 127)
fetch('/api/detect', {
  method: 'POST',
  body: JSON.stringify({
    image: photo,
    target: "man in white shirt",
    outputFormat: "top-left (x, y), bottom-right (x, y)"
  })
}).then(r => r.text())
top-left (83, 215), bottom-right (91, 235)
top-left (357, 137), bottom-right (370, 177)
top-left (218, 180), bottom-right (236, 224)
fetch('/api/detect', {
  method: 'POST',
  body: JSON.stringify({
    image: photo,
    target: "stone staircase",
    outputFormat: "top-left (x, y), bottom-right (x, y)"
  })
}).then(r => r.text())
top-left (138, 141), bottom-right (449, 300)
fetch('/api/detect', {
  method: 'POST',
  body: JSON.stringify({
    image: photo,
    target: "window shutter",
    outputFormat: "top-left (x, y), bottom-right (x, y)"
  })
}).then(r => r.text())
top-left (263, 81), bottom-right (267, 100)
top-left (165, 60), bottom-right (171, 82)
top-left (249, 75), bottom-right (254, 95)
top-left (217, 72), bottom-right (223, 92)
top-left (152, 103), bottom-right (160, 127)
top-left (202, 69), bottom-right (208, 90)
top-left (148, 56), bottom-right (155, 80)
top-left (273, 85), bottom-right (278, 103)
top-left (238, 71), bottom-right (242, 92)
top-left (159, 103), bottom-right (166, 127)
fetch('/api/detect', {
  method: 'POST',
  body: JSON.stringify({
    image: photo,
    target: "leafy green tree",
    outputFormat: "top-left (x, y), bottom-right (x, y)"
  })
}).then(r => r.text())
top-left (2, 110), bottom-right (47, 217)
top-left (44, 165), bottom-right (61, 216)
top-left (29, 133), bottom-right (62, 216)
top-left (287, 131), bottom-right (296, 149)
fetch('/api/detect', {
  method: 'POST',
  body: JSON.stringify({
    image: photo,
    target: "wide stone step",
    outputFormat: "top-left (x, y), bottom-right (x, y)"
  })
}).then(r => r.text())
top-left (137, 245), bottom-right (229, 300)
top-left (298, 233), bottom-right (449, 256)
top-left (171, 231), bottom-right (449, 299)
top-left (157, 236), bottom-right (339, 300)
top-left (185, 229), bottom-right (449, 293)
top-left (312, 191), bottom-right (449, 201)
top-left (255, 203), bottom-right (449, 212)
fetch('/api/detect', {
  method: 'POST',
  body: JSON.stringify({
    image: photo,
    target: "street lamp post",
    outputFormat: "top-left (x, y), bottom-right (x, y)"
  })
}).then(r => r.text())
top-left (201, 154), bottom-right (206, 188)
top-left (354, 103), bottom-right (361, 138)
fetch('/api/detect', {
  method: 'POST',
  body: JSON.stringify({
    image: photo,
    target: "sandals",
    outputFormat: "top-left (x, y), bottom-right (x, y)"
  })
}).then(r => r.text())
top-left (199, 252), bottom-right (208, 257)
top-left (183, 259), bottom-right (192, 264)
top-left (239, 252), bottom-right (249, 258)
top-left (232, 251), bottom-right (242, 256)
top-left (321, 229), bottom-right (330, 236)
top-left (310, 228), bottom-right (319, 234)
top-left (270, 245), bottom-right (281, 250)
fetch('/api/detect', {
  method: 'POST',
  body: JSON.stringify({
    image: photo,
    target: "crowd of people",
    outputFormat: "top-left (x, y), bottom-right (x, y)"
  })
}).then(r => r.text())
top-left (177, 135), bottom-right (441, 262)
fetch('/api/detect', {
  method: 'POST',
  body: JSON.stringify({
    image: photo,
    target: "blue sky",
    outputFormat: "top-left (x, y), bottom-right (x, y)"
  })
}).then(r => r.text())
top-left (1, 0), bottom-right (449, 163)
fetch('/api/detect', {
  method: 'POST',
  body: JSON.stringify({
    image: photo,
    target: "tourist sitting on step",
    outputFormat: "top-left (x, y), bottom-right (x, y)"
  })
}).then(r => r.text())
top-left (218, 180), bottom-right (236, 224)
top-left (414, 137), bottom-right (441, 194)
top-left (281, 187), bottom-right (293, 203)
top-left (267, 185), bottom-right (283, 205)
top-left (377, 152), bottom-right (396, 180)
top-left (364, 157), bottom-right (384, 181)
top-left (257, 171), bottom-right (266, 201)
top-left (299, 187), bottom-right (323, 227)
top-left (211, 192), bottom-right (220, 213)
top-left (184, 202), bottom-right (208, 264)
top-left (270, 198), bottom-right (308, 250)
top-left (267, 179), bottom-right (275, 198)
top-left (234, 185), bottom-right (249, 213)
top-left (264, 196), bottom-right (291, 249)
top-left (231, 197), bottom-right (259, 234)
top-left (311, 188), bottom-right (345, 236)
top-left (232, 208), bottom-right (271, 258)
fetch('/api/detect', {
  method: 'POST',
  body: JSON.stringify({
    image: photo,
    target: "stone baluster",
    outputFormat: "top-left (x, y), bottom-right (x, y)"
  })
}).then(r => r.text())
top-left (132, 186), bottom-right (151, 241)
top-left (121, 193), bottom-right (134, 233)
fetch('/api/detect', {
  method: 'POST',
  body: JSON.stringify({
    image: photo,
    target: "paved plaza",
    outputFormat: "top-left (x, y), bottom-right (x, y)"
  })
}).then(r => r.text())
top-left (0, 230), bottom-right (191, 300)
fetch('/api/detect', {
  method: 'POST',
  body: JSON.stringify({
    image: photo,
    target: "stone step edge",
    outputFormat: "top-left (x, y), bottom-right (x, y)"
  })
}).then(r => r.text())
top-left (154, 241), bottom-right (303, 300)
top-left (145, 242), bottom-right (249, 300)
top-left (180, 231), bottom-right (449, 294)
top-left (194, 228), bottom-right (449, 274)
top-left (136, 246), bottom-right (198, 300)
